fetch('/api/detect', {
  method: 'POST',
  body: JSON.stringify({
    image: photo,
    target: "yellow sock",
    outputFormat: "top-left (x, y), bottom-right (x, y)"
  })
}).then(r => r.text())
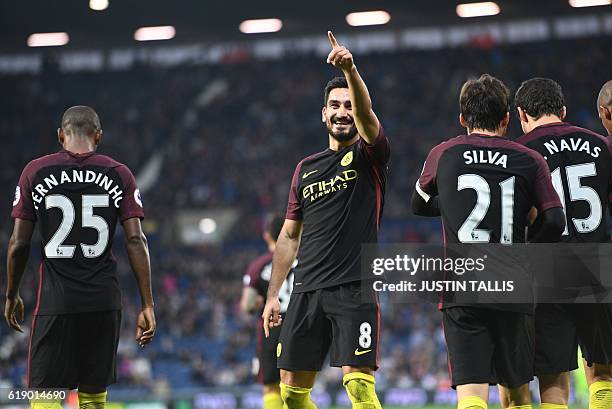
top-left (457, 396), bottom-right (488, 409)
top-left (77, 391), bottom-right (107, 409)
top-left (540, 404), bottom-right (567, 409)
top-left (279, 383), bottom-right (317, 409)
top-left (342, 372), bottom-right (382, 409)
top-left (264, 392), bottom-right (284, 409)
top-left (507, 405), bottom-right (533, 409)
top-left (30, 400), bottom-right (62, 409)
top-left (589, 381), bottom-right (612, 409)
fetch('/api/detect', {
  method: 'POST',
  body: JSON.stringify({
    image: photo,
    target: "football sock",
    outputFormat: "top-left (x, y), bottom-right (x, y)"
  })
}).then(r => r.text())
top-left (540, 404), bottom-right (567, 409)
top-left (279, 383), bottom-right (317, 409)
top-left (30, 400), bottom-right (62, 409)
top-left (589, 381), bottom-right (612, 409)
top-left (507, 405), bottom-right (533, 409)
top-left (457, 396), bottom-right (488, 409)
top-left (342, 372), bottom-right (382, 409)
top-left (77, 391), bottom-right (107, 409)
top-left (264, 392), bottom-right (284, 409)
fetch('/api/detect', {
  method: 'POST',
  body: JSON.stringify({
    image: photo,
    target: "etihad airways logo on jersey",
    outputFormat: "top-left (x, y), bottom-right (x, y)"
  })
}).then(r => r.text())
top-left (31, 170), bottom-right (125, 210)
top-left (302, 170), bottom-right (357, 202)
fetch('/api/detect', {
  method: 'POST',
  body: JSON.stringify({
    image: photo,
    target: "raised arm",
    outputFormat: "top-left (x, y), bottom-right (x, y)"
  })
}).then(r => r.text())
top-left (122, 217), bottom-right (156, 347)
top-left (327, 31), bottom-right (380, 144)
top-left (262, 218), bottom-right (303, 337)
top-left (4, 219), bottom-right (34, 332)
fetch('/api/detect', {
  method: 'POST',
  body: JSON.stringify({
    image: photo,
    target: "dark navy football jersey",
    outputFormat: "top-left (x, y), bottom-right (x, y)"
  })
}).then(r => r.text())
top-left (285, 126), bottom-right (390, 293)
top-left (11, 149), bottom-right (144, 315)
top-left (243, 251), bottom-right (295, 314)
top-left (516, 122), bottom-right (612, 243)
top-left (417, 133), bottom-right (562, 245)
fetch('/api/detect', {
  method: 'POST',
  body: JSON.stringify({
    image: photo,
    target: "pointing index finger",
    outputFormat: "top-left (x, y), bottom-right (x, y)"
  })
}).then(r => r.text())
top-left (328, 31), bottom-right (339, 48)
top-left (263, 314), bottom-right (270, 338)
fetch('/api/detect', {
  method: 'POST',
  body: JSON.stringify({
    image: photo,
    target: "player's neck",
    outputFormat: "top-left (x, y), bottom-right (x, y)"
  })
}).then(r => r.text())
top-left (328, 134), bottom-right (359, 151)
top-left (63, 142), bottom-right (95, 154)
top-left (529, 115), bottom-right (563, 131)
top-left (469, 128), bottom-right (504, 137)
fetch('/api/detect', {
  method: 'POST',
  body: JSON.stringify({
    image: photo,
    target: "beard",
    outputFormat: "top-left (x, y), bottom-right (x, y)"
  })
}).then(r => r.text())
top-left (326, 118), bottom-right (358, 142)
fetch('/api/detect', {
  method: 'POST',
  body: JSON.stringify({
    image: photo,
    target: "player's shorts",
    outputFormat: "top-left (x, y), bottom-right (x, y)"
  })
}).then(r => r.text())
top-left (443, 306), bottom-right (534, 389)
top-left (277, 281), bottom-right (380, 372)
top-left (257, 318), bottom-right (281, 384)
top-left (28, 310), bottom-right (121, 388)
top-left (535, 303), bottom-right (612, 374)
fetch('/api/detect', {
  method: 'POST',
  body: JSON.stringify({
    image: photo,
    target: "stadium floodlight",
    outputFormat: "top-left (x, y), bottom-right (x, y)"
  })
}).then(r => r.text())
top-left (199, 218), bottom-right (217, 235)
top-left (345, 11), bottom-right (391, 27)
top-left (569, 0), bottom-right (611, 7)
top-left (239, 18), bottom-right (283, 34)
top-left (27, 32), bottom-right (70, 47)
top-left (134, 26), bottom-right (176, 42)
top-left (89, 0), bottom-right (109, 11)
top-left (456, 2), bottom-right (501, 18)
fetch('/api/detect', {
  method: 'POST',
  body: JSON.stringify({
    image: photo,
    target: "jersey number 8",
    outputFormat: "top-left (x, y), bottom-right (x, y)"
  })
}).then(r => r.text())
top-left (359, 322), bottom-right (372, 349)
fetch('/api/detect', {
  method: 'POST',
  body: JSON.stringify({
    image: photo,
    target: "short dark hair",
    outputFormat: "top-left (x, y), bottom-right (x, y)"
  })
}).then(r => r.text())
top-left (515, 77), bottom-right (565, 120)
top-left (324, 77), bottom-right (348, 105)
top-left (459, 74), bottom-right (510, 132)
top-left (597, 80), bottom-right (612, 108)
top-left (61, 105), bottom-right (101, 136)
top-left (265, 214), bottom-right (285, 242)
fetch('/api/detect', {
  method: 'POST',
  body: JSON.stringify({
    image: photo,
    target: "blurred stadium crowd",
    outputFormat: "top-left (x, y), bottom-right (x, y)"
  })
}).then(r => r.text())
top-left (0, 37), bottom-right (609, 395)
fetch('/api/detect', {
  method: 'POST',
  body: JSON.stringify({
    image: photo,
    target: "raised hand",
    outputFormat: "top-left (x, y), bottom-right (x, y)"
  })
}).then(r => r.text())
top-left (326, 31), bottom-right (354, 72)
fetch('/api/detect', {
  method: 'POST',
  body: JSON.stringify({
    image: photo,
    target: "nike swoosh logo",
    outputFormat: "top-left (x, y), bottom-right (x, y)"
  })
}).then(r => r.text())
top-left (354, 348), bottom-right (372, 356)
top-left (302, 170), bottom-right (318, 179)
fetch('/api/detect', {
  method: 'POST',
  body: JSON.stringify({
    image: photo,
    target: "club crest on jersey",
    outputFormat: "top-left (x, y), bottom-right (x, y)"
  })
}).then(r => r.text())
top-left (464, 150), bottom-right (508, 168)
top-left (12, 186), bottom-right (21, 207)
top-left (341, 151), bottom-right (353, 167)
top-left (134, 189), bottom-right (143, 208)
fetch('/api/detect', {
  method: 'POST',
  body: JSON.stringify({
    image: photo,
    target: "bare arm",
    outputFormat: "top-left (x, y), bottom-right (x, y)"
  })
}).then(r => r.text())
top-left (4, 219), bottom-right (34, 332)
top-left (122, 217), bottom-right (156, 346)
top-left (240, 287), bottom-right (263, 314)
top-left (262, 218), bottom-right (302, 337)
top-left (327, 31), bottom-right (380, 144)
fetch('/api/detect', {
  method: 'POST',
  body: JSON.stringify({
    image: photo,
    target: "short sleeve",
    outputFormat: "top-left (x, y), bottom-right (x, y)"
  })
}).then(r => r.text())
top-left (11, 164), bottom-right (36, 221)
top-left (361, 125), bottom-right (390, 166)
top-left (285, 162), bottom-right (303, 221)
top-left (116, 165), bottom-right (145, 222)
top-left (243, 261), bottom-right (260, 289)
top-left (416, 144), bottom-right (444, 201)
top-left (532, 155), bottom-right (563, 212)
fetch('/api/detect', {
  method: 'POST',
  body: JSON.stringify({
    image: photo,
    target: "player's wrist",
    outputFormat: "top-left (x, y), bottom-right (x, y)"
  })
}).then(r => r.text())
top-left (5, 290), bottom-right (19, 300)
top-left (266, 293), bottom-right (279, 301)
top-left (342, 64), bottom-right (357, 76)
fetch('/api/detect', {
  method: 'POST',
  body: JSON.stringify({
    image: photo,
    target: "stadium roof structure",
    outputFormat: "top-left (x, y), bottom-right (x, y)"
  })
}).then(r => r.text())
top-left (1, 0), bottom-right (608, 52)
